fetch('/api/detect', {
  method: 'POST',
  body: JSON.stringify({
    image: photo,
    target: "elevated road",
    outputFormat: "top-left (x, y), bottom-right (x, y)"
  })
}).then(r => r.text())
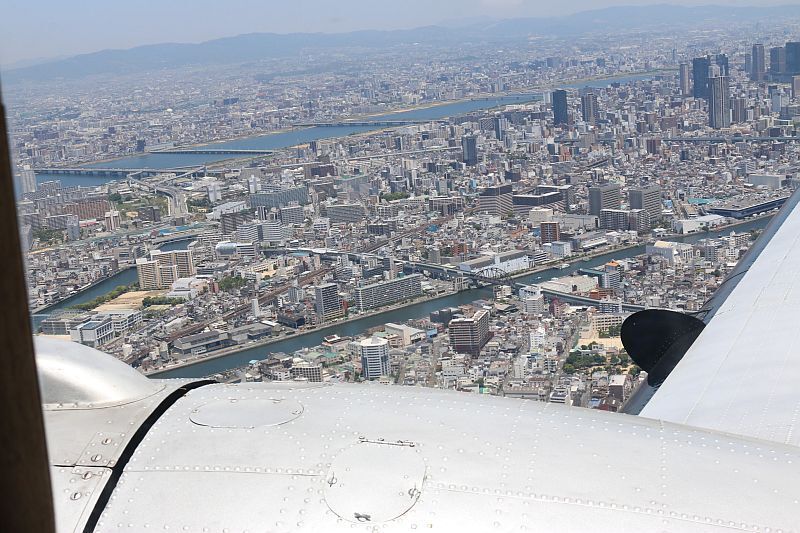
top-left (659, 136), bottom-right (800, 143)
top-left (539, 288), bottom-right (645, 312)
top-left (147, 148), bottom-right (274, 155)
top-left (294, 119), bottom-right (445, 127)
top-left (34, 167), bottom-right (161, 178)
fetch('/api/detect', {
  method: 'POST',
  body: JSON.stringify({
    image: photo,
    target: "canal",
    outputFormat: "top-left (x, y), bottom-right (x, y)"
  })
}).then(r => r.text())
top-left (152, 215), bottom-right (772, 379)
top-left (30, 238), bottom-right (191, 329)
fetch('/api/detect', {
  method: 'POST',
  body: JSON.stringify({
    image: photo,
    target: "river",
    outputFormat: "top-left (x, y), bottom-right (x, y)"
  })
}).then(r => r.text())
top-left (30, 238), bottom-right (191, 328)
top-left (152, 215), bottom-right (772, 379)
top-left (35, 72), bottom-right (661, 185)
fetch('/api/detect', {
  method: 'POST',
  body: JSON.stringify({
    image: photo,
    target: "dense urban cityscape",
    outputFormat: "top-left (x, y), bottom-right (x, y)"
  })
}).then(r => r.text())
top-left (9, 8), bottom-right (800, 413)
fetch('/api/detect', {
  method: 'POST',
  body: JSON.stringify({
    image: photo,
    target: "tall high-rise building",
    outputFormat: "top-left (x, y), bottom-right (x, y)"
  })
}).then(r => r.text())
top-left (136, 259), bottom-right (162, 290)
top-left (315, 283), bottom-right (343, 321)
top-left (171, 250), bottom-right (195, 278)
top-left (692, 55), bottom-right (728, 100)
top-left (629, 185), bottom-right (662, 221)
top-left (793, 76), bottom-right (800, 99)
top-left (786, 42), bottom-right (800, 75)
top-left (588, 184), bottom-right (622, 216)
top-left (449, 309), bottom-right (492, 356)
top-left (492, 115), bottom-right (505, 140)
top-left (158, 264), bottom-right (178, 288)
top-left (751, 44), bottom-right (766, 82)
top-left (150, 249), bottom-right (195, 279)
top-left (715, 53), bottom-right (729, 76)
top-left (692, 57), bottom-right (711, 99)
top-left (136, 257), bottom-right (182, 291)
top-left (601, 262), bottom-right (622, 293)
top-left (359, 337), bottom-right (390, 380)
top-left (770, 46), bottom-right (786, 76)
top-left (708, 68), bottom-right (731, 129)
top-left (679, 63), bottom-right (691, 96)
top-left (731, 97), bottom-right (748, 123)
top-left (552, 89), bottom-right (568, 125)
top-left (478, 184), bottom-right (513, 216)
top-left (580, 92), bottom-right (599, 124)
top-left (461, 134), bottom-right (478, 166)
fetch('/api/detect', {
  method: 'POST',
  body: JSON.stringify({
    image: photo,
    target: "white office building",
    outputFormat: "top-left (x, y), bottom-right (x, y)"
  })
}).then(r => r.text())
top-left (360, 337), bottom-right (390, 380)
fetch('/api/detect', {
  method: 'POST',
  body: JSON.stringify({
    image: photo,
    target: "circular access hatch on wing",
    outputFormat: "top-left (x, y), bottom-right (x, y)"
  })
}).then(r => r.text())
top-left (324, 440), bottom-right (426, 524)
top-left (189, 398), bottom-right (303, 429)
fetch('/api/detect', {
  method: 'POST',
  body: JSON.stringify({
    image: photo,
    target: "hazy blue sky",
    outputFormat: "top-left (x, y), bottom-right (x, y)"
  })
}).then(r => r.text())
top-left (0, 0), bottom-right (788, 66)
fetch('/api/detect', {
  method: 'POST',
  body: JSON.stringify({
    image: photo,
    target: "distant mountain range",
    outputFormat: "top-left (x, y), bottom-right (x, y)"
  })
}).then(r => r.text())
top-left (5, 4), bottom-right (800, 83)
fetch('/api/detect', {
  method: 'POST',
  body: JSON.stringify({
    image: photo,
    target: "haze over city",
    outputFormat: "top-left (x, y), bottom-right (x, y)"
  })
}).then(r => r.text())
top-left (4, 1), bottom-right (800, 530)
top-left (0, 1), bottom-right (793, 66)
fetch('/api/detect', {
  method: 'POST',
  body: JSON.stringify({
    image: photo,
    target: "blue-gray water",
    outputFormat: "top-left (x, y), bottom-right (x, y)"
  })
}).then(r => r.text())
top-left (30, 238), bottom-right (191, 328)
top-left (35, 72), bottom-right (660, 185)
top-left (154, 215), bottom-right (770, 379)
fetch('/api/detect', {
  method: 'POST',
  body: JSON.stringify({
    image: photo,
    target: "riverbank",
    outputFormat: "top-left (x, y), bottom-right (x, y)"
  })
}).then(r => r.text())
top-left (653, 212), bottom-right (774, 241)
top-left (145, 244), bottom-right (645, 377)
top-left (145, 287), bottom-right (461, 377)
top-left (30, 265), bottom-right (134, 315)
top-left (147, 213), bottom-right (774, 378)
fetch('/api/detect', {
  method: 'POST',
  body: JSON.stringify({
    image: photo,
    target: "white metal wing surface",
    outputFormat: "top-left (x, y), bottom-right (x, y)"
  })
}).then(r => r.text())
top-left (40, 340), bottom-right (800, 532)
top-left (641, 191), bottom-right (800, 447)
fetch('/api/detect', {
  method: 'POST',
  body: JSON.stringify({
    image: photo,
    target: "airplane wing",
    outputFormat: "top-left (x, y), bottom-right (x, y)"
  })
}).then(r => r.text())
top-left (39, 336), bottom-right (800, 532)
top-left (640, 190), bottom-right (800, 447)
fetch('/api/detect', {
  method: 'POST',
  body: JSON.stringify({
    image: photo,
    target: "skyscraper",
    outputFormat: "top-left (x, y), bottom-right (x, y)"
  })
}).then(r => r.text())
top-left (692, 57), bottom-right (711, 99)
top-left (461, 134), bottom-right (478, 166)
top-left (136, 259), bottom-right (161, 290)
top-left (715, 53), bottom-right (729, 76)
top-left (770, 46), bottom-right (786, 77)
top-left (359, 337), bottom-right (390, 379)
top-left (708, 67), bottom-right (731, 129)
top-left (492, 115), bottom-right (504, 140)
top-left (692, 55), bottom-right (728, 100)
top-left (679, 62), bottom-right (691, 96)
top-left (786, 42), bottom-right (800, 75)
top-left (731, 97), bottom-right (748, 123)
top-left (588, 184), bottom-right (622, 216)
top-left (580, 92), bottom-right (599, 124)
top-left (751, 44), bottom-right (766, 82)
top-left (552, 89), bottom-right (568, 125)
